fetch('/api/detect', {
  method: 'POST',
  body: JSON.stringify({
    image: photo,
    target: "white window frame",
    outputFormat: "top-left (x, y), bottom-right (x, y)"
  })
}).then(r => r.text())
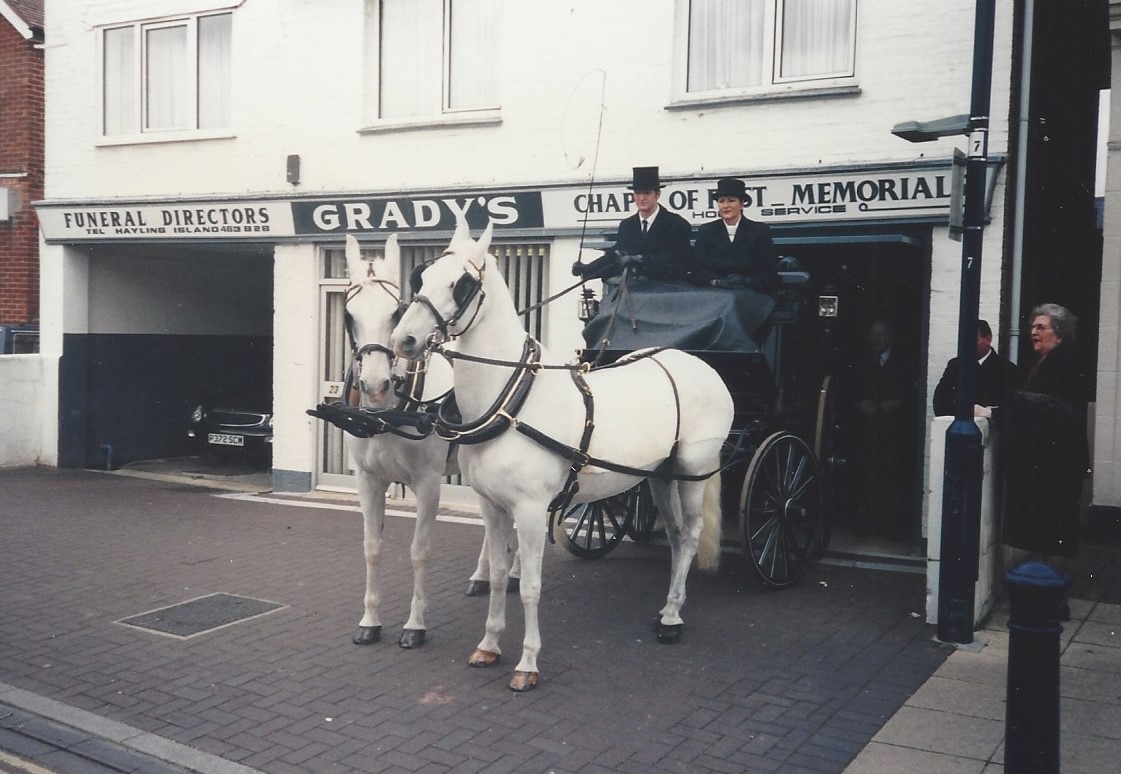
top-left (670, 0), bottom-right (859, 108)
top-left (97, 9), bottom-right (235, 145)
top-left (362, 0), bottom-right (502, 133)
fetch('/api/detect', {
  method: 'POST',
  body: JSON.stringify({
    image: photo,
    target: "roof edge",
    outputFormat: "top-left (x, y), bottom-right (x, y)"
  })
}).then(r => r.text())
top-left (0, 1), bottom-right (38, 41)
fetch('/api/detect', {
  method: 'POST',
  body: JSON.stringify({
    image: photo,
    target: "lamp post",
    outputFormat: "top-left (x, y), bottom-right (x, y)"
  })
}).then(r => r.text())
top-left (891, 0), bottom-right (997, 644)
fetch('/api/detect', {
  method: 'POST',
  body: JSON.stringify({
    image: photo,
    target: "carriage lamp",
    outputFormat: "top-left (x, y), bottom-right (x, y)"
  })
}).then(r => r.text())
top-left (578, 286), bottom-right (599, 322)
top-left (817, 295), bottom-right (839, 318)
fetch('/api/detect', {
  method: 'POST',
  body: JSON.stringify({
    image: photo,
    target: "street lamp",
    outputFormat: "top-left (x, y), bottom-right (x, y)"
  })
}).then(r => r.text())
top-left (893, 0), bottom-right (996, 645)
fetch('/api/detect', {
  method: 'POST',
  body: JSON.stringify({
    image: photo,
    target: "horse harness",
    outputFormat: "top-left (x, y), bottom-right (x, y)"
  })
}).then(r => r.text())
top-left (429, 338), bottom-right (725, 535)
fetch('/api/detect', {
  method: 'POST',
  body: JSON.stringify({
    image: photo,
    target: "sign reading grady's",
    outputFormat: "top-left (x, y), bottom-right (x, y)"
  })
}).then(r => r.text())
top-left (291, 192), bottom-right (544, 234)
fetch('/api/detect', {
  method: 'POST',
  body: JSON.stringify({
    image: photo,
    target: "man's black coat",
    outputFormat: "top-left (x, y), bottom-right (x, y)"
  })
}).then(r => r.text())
top-left (580, 208), bottom-right (692, 281)
top-left (932, 349), bottom-right (1018, 415)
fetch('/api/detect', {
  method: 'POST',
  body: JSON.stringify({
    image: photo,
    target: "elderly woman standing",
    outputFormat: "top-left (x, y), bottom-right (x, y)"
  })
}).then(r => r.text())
top-left (979, 304), bottom-right (1089, 560)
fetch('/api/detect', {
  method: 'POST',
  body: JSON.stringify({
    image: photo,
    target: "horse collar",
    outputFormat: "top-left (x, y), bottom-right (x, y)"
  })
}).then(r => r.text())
top-left (434, 336), bottom-right (540, 444)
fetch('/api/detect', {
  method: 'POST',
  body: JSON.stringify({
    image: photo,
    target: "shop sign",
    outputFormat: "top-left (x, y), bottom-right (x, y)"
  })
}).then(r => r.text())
top-left (291, 192), bottom-right (544, 234)
top-left (38, 201), bottom-right (293, 242)
top-left (542, 167), bottom-right (954, 229)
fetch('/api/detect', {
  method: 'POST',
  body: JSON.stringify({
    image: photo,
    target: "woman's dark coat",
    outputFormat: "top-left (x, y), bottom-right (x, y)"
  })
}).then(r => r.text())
top-left (1000, 342), bottom-right (1089, 556)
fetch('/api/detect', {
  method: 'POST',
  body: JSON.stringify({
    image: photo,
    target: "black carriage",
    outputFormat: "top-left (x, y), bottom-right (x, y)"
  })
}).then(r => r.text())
top-left (560, 263), bottom-right (844, 588)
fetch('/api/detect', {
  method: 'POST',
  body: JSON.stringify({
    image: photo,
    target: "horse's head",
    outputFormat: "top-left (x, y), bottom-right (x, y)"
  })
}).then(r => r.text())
top-left (344, 233), bottom-right (408, 406)
top-left (391, 217), bottom-right (494, 360)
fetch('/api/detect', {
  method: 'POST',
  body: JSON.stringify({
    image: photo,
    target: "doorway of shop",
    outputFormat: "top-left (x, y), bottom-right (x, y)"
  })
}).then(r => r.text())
top-left (782, 233), bottom-right (930, 561)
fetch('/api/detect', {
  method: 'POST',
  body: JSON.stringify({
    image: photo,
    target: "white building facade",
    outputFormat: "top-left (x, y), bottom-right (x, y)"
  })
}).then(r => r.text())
top-left (40, 0), bottom-right (1062, 607)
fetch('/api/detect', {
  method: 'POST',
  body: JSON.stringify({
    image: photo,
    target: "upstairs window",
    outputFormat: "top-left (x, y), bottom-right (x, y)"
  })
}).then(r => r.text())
top-left (101, 12), bottom-right (232, 139)
top-left (677, 0), bottom-right (856, 102)
top-left (367, 0), bottom-right (500, 127)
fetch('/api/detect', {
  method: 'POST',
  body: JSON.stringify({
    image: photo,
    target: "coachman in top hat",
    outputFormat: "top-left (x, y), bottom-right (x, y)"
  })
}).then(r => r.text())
top-left (573, 166), bottom-right (692, 281)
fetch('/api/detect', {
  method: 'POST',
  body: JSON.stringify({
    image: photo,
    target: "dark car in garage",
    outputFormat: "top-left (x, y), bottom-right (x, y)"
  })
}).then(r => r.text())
top-left (187, 393), bottom-right (273, 464)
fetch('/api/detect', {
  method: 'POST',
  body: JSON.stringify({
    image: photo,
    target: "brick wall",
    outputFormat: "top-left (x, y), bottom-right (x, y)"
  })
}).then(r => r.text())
top-left (0, 17), bottom-right (44, 327)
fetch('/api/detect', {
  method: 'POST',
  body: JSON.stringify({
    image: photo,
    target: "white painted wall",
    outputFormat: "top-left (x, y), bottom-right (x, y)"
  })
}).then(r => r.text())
top-left (271, 243), bottom-right (319, 481)
top-left (0, 355), bottom-right (46, 466)
top-left (44, 1), bottom-right (1014, 198)
top-left (1094, 17), bottom-right (1121, 508)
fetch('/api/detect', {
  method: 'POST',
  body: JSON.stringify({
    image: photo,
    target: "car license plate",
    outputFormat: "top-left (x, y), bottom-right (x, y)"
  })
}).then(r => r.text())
top-left (208, 433), bottom-right (245, 447)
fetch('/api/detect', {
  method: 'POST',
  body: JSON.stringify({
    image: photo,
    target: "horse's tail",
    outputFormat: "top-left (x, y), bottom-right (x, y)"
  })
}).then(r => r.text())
top-left (695, 469), bottom-right (723, 572)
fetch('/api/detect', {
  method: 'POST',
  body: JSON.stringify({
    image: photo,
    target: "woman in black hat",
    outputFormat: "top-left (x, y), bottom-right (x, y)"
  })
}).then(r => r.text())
top-left (690, 177), bottom-right (779, 294)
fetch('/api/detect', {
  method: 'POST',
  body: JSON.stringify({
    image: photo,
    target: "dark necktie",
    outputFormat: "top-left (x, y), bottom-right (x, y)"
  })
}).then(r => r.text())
top-left (641, 220), bottom-right (648, 235)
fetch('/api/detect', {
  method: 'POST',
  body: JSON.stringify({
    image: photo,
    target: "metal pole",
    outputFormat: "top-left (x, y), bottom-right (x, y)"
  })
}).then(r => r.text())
top-left (1004, 561), bottom-right (1068, 772)
top-left (937, 0), bottom-right (997, 644)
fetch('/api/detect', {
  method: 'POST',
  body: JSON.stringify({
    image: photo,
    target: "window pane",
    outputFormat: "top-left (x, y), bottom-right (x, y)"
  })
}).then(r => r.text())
top-left (103, 26), bottom-right (136, 135)
top-left (448, 0), bottom-right (498, 110)
top-left (146, 24), bottom-right (189, 130)
top-left (687, 0), bottom-right (765, 92)
top-left (380, 0), bottom-right (442, 118)
top-left (198, 13), bottom-right (232, 128)
top-left (780, 0), bottom-right (854, 79)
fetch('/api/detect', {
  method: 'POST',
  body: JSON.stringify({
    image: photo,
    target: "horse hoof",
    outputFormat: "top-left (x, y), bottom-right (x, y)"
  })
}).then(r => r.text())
top-left (468, 649), bottom-right (500, 668)
top-left (353, 626), bottom-right (381, 645)
top-left (508, 671), bottom-right (539, 692)
top-left (399, 629), bottom-right (426, 649)
top-left (657, 623), bottom-right (683, 645)
top-left (506, 577), bottom-right (520, 594)
top-left (465, 580), bottom-right (490, 597)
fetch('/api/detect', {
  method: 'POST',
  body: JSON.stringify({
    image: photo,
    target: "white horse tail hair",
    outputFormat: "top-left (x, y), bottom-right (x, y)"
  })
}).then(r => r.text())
top-left (695, 471), bottom-right (723, 572)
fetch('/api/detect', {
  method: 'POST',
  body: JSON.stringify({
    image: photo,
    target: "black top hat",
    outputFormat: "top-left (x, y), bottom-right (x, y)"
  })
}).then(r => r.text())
top-left (714, 177), bottom-right (748, 201)
top-left (628, 166), bottom-right (663, 191)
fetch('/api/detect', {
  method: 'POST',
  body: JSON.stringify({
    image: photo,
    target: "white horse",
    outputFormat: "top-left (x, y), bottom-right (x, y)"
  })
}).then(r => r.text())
top-left (342, 234), bottom-right (516, 650)
top-left (390, 220), bottom-right (734, 691)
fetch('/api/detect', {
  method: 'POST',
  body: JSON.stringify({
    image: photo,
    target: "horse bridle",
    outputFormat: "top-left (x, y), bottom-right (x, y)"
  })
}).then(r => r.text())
top-left (408, 251), bottom-right (486, 344)
top-left (344, 275), bottom-right (412, 406)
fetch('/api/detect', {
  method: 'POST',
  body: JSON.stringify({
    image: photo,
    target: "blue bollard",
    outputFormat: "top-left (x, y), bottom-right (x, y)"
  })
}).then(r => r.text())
top-left (1003, 560), bottom-right (1069, 773)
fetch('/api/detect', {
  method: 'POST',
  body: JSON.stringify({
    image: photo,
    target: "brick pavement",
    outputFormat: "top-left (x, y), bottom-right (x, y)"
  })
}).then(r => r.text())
top-left (0, 467), bottom-right (951, 773)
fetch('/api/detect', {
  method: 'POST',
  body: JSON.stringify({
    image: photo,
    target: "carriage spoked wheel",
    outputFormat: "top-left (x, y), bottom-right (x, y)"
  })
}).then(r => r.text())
top-left (560, 481), bottom-right (654, 558)
top-left (740, 431), bottom-right (824, 588)
top-left (560, 490), bottom-right (633, 558)
top-left (624, 480), bottom-right (657, 544)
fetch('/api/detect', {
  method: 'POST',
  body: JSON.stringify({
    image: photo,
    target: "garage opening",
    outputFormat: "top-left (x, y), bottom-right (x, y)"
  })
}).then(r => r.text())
top-left (58, 243), bottom-right (274, 471)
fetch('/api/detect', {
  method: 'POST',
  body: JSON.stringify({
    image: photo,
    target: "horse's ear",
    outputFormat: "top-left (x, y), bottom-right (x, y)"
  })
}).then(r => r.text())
top-left (477, 221), bottom-right (494, 256)
top-left (345, 234), bottom-right (365, 282)
top-left (449, 212), bottom-right (472, 251)
top-left (385, 232), bottom-right (400, 265)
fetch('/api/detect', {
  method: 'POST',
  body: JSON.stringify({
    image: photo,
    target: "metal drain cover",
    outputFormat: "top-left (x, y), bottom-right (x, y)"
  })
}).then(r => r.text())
top-left (118, 593), bottom-right (284, 638)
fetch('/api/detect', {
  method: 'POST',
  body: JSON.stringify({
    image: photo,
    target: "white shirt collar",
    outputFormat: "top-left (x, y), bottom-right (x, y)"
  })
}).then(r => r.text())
top-left (640, 207), bottom-right (660, 229)
top-left (978, 349), bottom-right (993, 365)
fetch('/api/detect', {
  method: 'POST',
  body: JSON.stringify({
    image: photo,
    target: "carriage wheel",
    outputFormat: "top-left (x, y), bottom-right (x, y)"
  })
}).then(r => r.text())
top-left (740, 431), bottom-right (824, 588)
top-left (813, 375), bottom-right (841, 551)
top-left (625, 481), bottom-right (657, 544)
top-left (560, 491), bottom-right (633, 559)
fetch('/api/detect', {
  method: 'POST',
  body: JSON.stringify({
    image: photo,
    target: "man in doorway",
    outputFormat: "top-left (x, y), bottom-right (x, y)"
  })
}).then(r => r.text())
top-left (689, 177), bottom-right (779, 294)
top-left (572, 166), bottom-right (692, 281)
top-left (932, 319), bottom-right (1018, 416)
top-left (850, 317), bottom-right (916, 541)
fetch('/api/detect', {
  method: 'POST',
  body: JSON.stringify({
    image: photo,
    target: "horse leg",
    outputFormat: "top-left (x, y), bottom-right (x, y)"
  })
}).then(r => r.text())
top-left (466, 529), bottom-right (520, 597)
top-left (507, 505), bottom-right (546, 692)
top-left (400, 471), bottom-right (439, 649)
top-left (354, 466), bottom-right (387, 645)
top-left (646, 478), bottom-right (701, 644)
top-left (468, 503), bottom-right (512, 669)
top-left (506, 529), bottom-right (521, 594)
top-left (465, 538), bottom-right (491, 597)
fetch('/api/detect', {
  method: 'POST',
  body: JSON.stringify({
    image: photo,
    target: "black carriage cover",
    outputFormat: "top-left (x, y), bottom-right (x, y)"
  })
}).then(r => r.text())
top-left (580, 277), bottom-right (776, 354)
